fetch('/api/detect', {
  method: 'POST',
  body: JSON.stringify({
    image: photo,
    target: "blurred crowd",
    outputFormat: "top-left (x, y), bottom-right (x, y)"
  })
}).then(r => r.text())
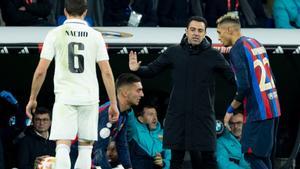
top-left (0, 0), bottom-right (299, 28)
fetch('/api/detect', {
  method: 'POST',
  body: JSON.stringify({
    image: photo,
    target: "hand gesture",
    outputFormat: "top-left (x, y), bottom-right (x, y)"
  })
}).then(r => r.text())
top-left (34, 155), bottom-right (49, 169)
top-left (0, 90), bottom-right (18, 105)
top-left (154, 153), bottom-right (163, 168)
top-left (224, 112), bottom-right (234, 131)
top-left (34, 155), bottom-right (55, 169)
top-left (26, 100), bottom-right (37, 120)
top-left (108, 103), bottom-right (119, 123)
top-left (129, 51), bottom-right (141, 71)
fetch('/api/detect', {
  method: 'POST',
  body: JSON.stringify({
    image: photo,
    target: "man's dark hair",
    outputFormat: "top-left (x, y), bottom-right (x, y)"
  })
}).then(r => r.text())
top-left (65, 0), bottom-right (87, 16)
top-left (137, 97), bottom-right (159, 116)
top-left (116, 73), bottom-right (141, 90)
top-left (33, 107), bottom-right (52, 120)
top-left (186, 16), bottom-right (208, 30)
top-left (139, 103), bottom-right (158, 116)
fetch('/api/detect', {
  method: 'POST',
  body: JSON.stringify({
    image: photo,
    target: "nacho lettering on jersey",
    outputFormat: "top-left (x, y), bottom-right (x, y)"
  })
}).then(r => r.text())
top-left (242, 38), bottom-right (281, 120)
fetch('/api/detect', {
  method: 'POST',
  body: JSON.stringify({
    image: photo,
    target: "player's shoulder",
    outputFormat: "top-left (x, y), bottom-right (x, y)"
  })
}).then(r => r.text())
top-left (45, 25), bottom-right (66, 38)
top-left (84, 26), bottom-right (102, 36)
top-left (50, 25), bottom-right (65, 33)
top-left (241, 36), bottom-right (260, 45)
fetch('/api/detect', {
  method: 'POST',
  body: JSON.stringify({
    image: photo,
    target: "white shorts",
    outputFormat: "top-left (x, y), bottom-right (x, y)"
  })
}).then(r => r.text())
top-left (49, 102), bottom-right (99, 141)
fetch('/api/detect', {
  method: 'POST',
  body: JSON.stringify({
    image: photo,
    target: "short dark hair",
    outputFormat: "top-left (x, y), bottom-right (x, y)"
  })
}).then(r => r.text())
top-left (65, 0), bottom-right (87, 16)
top-left (186, 16), bottom-right (208, 30)
top-left (116, 73), bottom-right (141, 91)
top-left (216, 13), bottom-right (241, 27)
top-left (139, 104), bottom-right (158, 116)
top-left (136, 95), bottom-right (159, 116)
top-left (33, 107), bottom-right (52, 120)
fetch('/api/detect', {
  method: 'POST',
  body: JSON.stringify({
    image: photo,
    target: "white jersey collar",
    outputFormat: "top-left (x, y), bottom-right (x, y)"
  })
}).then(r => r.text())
top-left (63, 19), bottom-right (88, 25)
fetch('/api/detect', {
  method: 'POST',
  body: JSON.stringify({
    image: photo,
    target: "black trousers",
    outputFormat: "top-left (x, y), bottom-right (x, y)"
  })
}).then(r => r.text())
top-left (170, 149), bottom-right (217, 169)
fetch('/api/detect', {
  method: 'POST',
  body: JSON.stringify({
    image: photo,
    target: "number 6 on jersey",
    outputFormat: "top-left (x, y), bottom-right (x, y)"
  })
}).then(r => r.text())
top-left (68, 42), bottom-right (85, 73)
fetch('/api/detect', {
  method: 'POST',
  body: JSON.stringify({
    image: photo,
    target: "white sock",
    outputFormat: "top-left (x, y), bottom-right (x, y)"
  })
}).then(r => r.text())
top-left (74, 145), bottom-right (93, 169)
top-left (55, 144), bottom-right (71, 169)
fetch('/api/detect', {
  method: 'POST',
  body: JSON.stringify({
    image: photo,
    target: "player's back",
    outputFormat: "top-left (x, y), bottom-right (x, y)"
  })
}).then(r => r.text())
top-left (42, 19), bottom-right (109, 105)
top-left (232, 36), bottom-right (281, 121)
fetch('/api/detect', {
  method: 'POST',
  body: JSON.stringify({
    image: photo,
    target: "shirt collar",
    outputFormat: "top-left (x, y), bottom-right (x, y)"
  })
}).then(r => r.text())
top-left (63, 19), bottom-right (88, 25)
top-left (35, 130), bottom-right (49, 139)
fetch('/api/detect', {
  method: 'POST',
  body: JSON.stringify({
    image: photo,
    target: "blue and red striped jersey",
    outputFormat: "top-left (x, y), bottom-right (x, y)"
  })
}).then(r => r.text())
top-left (229, 36), bottom-right (281, 121)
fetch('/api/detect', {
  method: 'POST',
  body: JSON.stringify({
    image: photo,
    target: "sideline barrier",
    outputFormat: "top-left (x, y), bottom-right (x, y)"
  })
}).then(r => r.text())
top-left (0, 27), bottom-right (300, 54)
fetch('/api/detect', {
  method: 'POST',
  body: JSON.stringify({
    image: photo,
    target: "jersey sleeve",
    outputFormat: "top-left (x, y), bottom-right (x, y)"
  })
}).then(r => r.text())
top-left (230, 44), bottom-right (251, 102)
top-left (96, 33), bottom-right (109, 62)
top-left (40, 31), bottom-right (55, 61)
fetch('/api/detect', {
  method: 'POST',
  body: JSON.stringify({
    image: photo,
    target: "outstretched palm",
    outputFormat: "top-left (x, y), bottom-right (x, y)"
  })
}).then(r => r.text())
top-left (129, 51), bottom-right (141, 71)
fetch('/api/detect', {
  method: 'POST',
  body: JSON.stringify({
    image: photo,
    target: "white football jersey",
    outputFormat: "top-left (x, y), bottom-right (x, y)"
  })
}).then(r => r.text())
top-left (40, 19), bottom-right (109, 105)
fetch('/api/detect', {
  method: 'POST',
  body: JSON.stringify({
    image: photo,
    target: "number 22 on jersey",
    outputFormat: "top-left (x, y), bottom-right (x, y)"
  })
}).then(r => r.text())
top-left (253, 57), bottom-right (275, 92)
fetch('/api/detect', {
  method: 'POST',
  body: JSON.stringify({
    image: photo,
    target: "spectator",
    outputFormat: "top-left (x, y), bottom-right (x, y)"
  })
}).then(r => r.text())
top-left (241, 0), bottom-right (269, 27)
top-left (0, 90), bottom-right (26, 129)
top-left (0, 90), bottom-right (26, 168)
top-left (86, 0), bottom-right (104, 26)
top-left (204, 0), bottom-right (268, 27)
top-left (92, 73), bottom-right (144, 169)
top-left (71, 136), bottom-right (125, 169)
top-left (103, 0), bottom-right (157, 26)
top-left (17, 107), bottom-right (55, 169)
top-left (51, 0), bottom-right (104, 26)
top-left (127, 101), bottom-right (171, 169)
top-left (157, 0), bottom-right (203, 27)
top-left (216, 113), bottom-right (251, 169)
top-left (273, 0), bottom-right (300, 28)
top-left (205, 0), bottom-right (239, 27)
top-left (106, 140), bottom-right (124, 169)
top-left (0, 0), bottom-right (53, 26)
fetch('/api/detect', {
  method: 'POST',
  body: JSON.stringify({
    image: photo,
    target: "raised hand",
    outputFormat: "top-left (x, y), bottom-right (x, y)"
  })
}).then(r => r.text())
top-left (129, 51), bottom-right (141, 71)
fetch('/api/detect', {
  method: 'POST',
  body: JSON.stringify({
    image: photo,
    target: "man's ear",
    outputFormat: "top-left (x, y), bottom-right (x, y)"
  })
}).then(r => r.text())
top-left (82, 9), bottom-right (88, 18)
top-left (138, 116), bottom-right (144, 123)
top-left (64, 8), bottom-right (68, 17)
top-left (119, 87), bottom-right (128, 97)
top-left (119, 89), bottom-right (126, 97)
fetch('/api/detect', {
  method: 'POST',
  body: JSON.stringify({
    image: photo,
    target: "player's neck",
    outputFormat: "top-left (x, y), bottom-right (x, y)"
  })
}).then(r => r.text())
top-left (117, 95), bottom-right (131, 112)
top-left (67, 15), bottom-right (85, 20)
top-left (232, 33), bottom-right (242, 45)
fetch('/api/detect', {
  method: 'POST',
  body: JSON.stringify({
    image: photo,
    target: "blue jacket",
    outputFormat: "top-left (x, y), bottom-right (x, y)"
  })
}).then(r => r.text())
top-left (216, 129), bottom-right (251, 169)
top-left (92, 102), bottom-right (132, 169)
top-left (127, 111), bottom-right (171, 169)
top-left (273, 0), bottom-right (300, 28)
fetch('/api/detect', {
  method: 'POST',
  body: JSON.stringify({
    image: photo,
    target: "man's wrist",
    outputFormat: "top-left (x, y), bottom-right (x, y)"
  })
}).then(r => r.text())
top-left (226, 105), bottom-right (235, 114)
